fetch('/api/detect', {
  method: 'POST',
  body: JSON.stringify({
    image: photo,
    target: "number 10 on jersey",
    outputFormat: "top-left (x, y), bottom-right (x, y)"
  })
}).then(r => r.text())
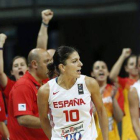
top-left (63, 110), bottom-right (80, 122)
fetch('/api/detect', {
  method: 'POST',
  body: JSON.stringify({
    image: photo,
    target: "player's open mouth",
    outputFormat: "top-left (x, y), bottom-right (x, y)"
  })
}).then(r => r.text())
top-left (19, 71), bottom-right (24, 76)
top-left (77, 70), bottom-right (81, 74)
top-left (99, 73), bottom-right (105, 77)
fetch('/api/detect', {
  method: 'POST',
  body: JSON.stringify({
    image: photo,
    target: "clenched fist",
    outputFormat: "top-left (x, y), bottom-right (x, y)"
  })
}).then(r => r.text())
top-left (42, 9), bottom-right (53, 24)
top-left (121, 48), bottom-right (131, 59)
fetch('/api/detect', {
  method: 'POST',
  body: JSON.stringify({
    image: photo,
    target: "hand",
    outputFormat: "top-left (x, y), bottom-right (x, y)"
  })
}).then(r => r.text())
top-left (0, 33), bottom-right (7, 47)
top-left (121, 48), bottom-right (131, 59)
top-left (111, 83), bottom-right (119, 99)
top-left (42, 9), bottom-right (53, 24)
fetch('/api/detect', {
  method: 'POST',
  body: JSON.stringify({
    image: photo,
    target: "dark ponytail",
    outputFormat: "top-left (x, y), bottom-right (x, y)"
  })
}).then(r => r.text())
top-left (47, 62), bottom-right (57, 79)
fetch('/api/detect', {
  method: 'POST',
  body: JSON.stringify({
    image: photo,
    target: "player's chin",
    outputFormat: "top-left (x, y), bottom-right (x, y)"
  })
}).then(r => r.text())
top-left (131, 72), bottom-right (138, 76)
top-left (76, 74), bottom-right (81, 78)
top-left (98, 78), bottom-right (105, 82)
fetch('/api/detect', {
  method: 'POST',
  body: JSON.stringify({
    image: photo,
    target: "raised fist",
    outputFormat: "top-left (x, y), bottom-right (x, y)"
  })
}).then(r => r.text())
top-left (42, 9), bottom-right (53, 24)
top-left (0, 33), bottom-right (7, 47)
top-left (121, 48), bottom-right (131, 58)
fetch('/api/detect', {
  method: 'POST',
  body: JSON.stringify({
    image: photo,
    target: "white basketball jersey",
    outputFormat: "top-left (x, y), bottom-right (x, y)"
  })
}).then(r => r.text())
top-left (131, 80), bottom-right (140, 119)
top-left (48, 75), bottom-right (97, 140)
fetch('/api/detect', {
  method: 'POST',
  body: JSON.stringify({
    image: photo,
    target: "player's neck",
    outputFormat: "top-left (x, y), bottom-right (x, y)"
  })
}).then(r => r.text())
top-left (129, 74), bottom-right (139, 80)
top-left (99, 82), bottom-right (107, 95)
top-left (57, 75), bottom-right (77, 90)
top-left (98, 81), bottom-right (107, 88)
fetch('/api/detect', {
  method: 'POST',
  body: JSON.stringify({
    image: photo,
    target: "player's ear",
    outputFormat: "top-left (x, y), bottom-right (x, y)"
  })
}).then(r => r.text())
top-left (58, 64), bottom-right (65, 73)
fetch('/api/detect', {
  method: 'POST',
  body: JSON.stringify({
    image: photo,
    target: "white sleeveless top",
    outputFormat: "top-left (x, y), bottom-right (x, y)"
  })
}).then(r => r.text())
top-left (131, 80), bottom-right (140, 118)
top-left (48, 75), bottom-right (97, 140)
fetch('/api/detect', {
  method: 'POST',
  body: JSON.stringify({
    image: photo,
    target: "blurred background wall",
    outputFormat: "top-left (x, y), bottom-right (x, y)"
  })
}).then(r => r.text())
top-left (0, 0), bottom-right (139, 76)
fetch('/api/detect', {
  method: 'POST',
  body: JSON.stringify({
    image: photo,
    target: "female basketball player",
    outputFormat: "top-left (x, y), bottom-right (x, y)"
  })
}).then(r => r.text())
top-left (0, 34), bottom-right (28, 100)
top-left (38, 46), bottom-right (109, 140)
top-left (109, 48), bottom-right (139, 140)
top-left (91, 60), bottom-right (124, 140)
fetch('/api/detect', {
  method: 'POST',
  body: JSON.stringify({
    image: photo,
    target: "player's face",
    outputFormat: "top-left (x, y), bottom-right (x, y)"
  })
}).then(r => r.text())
top-left (63, 51), bottom-right (83, 78)
top-left (92, 61), bottom-right (109, 82)
top-left (125, 56), bottom-right (139, 77)
top-left (11, 58), bottom-right (28, 80)
top-left (37, 51), bottom-right (51, 79)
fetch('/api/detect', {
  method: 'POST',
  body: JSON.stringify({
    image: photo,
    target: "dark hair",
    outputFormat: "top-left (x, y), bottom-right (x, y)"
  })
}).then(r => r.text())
top-left (10, 56), bottom-right (27, 71)
top-left (47, 46), bottom-right (78, 79)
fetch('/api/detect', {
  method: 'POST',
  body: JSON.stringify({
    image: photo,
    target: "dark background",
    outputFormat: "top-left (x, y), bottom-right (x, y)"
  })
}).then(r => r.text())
top-left (0, 0), bottom-right (139, 77)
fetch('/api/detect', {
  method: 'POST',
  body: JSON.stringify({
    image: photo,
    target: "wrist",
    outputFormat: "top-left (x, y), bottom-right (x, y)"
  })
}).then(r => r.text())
top-left (0, 44), bottom-right (4, 48)
top-left (120, 54), bottom-right (126, 61)
top-left (42, 21), bottom-right (49, 27)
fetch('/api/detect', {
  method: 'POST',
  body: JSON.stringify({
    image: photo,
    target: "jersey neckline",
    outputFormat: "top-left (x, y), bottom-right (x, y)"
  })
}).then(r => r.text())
top-left (54, 76), bottom-right (79, 91)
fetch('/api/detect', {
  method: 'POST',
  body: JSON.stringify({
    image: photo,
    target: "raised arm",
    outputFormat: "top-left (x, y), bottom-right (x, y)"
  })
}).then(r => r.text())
top-left (109, 48), bottom-right (131, 83)
top-left (85, 76), bottom-right (108, 140)
top-left (37, 83), bottom-right (52, 139)
top-left (0, 34), bottom-right (8, 88)
top-left (128, 87), bottom-right (140, 139)
top-left (36, 9), bottom-right (53, 50)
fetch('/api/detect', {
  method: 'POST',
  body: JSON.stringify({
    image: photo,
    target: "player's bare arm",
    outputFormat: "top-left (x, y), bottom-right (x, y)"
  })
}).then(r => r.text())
top-left (37, 83), bottom-right (52, 139)
top-left (17, 115), bottom-right (41, 129)
top-left (112, 98), bottom-right (124, 122)
top-left (111, 86), bottom-right (124, 122)
top-left (128, 87), bottom-right (140, 139)
top-left (0, 122), bottom-right (9, 140)
top-left (0, 34), bottom-right (8, 88)
top-left (109, 48), bottom-right (131, 83)
top-left (85, 76), bottom-right (109, 140)
top-left (36, 9), bottom-right (53, 50)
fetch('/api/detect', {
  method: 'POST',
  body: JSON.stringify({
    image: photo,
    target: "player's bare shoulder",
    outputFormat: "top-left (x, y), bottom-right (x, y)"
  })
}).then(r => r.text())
top-left (85, 76), bottom-right (99, 92)
top-left (85, 76), bottom-right (98, 86)
top-left (130, 86), bottom-right (137, 93)
top-left (129, 86), bottom-right (138, 98)
top-left (38, 82), bottom-right (50, 96)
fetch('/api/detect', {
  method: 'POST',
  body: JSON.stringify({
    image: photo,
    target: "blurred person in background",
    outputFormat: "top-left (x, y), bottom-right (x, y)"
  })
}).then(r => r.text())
top-left (8, 48), bottom-right (51, 140)
top-left (91, 60), bottom-right (124, 140)
top-left (109, 48), bottom-right (139, 140)
top-left (128, 55), bottom-right (140, 139)
top-left (38, 46), bottom-right (109, 140)
top-left (0, 9), bottom-right (53, 107)
top-left (0, 9), bottom-right (53, 140)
